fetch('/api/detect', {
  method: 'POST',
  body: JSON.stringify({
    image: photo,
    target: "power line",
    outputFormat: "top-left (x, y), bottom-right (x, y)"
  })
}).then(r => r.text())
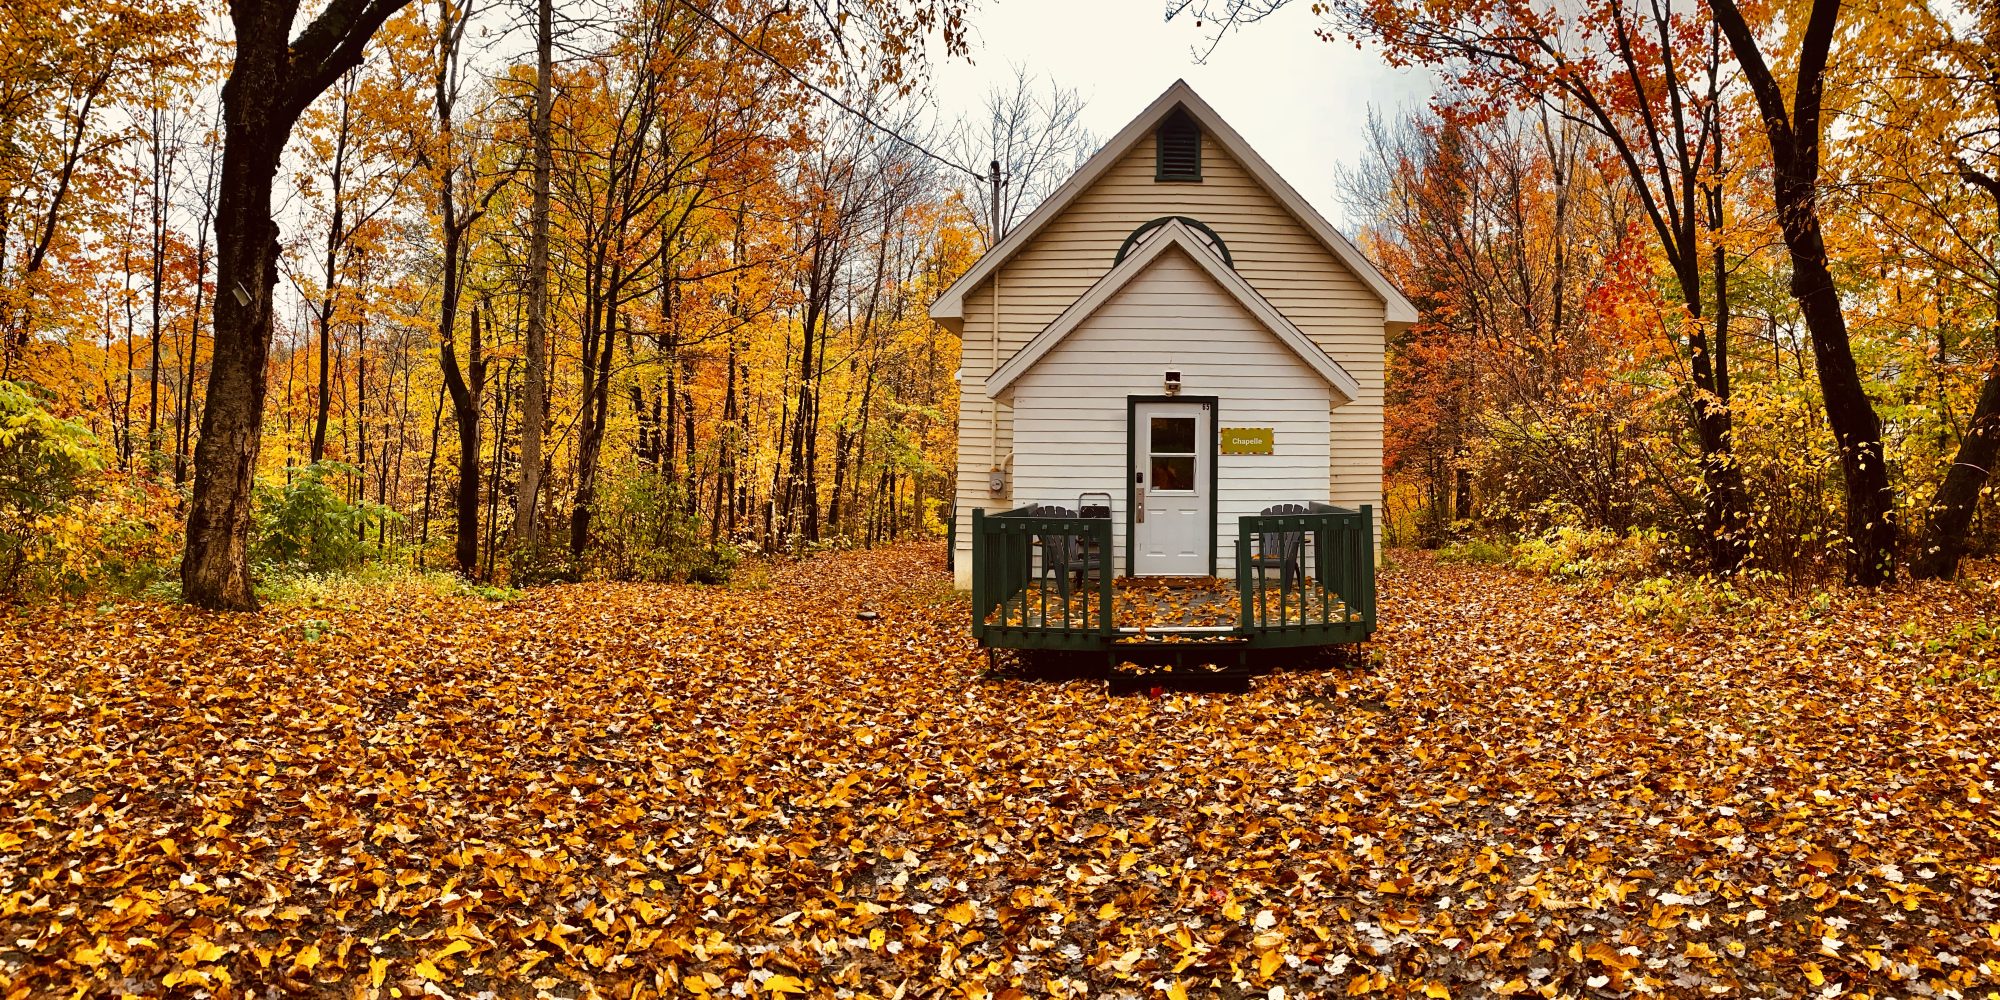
top-left (669, 0), bottom-right (989, 181)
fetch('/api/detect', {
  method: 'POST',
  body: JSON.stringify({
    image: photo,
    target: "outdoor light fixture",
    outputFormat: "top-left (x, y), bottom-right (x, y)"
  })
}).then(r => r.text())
top-left (1164, 370), bottom-right (1182, 395)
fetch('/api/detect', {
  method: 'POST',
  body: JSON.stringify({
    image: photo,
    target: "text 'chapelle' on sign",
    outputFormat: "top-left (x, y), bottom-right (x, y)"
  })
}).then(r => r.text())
top-left (1219, 427), bottom-right (1274, 455)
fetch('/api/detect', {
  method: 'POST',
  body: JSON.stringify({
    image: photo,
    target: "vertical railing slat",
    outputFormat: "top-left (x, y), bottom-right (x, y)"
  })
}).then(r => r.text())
top-left (1360, 504), bottom-right (1376, 627)
top-left (1098, 519), bottom-right (1114, 636)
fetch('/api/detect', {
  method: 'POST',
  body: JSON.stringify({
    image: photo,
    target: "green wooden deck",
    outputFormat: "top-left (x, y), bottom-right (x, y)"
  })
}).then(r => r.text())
top-left (970, 503), bottom-right (1376, 652)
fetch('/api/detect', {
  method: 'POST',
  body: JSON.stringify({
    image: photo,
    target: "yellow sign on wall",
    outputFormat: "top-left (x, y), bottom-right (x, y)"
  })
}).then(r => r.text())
top-left (1219, 427), bottom-right (1274, 455)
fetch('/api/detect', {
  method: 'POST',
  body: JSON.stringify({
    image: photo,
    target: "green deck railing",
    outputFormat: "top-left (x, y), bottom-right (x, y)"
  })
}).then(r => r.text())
top-left (970, 506), bottom-right (1116, 649)
top-left (1235, 503), bottom-right (1376, 645)
top-left (970, 502), bottom-right (1374, 651)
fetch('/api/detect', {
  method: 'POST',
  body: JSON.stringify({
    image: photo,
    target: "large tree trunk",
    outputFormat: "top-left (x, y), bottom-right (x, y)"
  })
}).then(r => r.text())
top-left (180, 0), bottom-right (413, 610)
top-left (182, 74), bottom-right (285, 610)
top-left (1789, 212), bottom-right (1897, 584)
top-left (514, 0), bottom-right (552, 543)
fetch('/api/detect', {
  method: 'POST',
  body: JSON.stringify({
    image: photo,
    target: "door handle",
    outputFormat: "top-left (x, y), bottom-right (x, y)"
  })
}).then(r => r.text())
top-left (1136, 485), bottom-right (1146, 523)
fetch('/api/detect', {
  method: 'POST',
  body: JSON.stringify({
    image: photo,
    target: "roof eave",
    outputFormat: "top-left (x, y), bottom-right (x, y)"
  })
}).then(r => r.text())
top-left (929, 78), bottom-right (1422, 331)
top-left (986, 222), bottom-right (1361, 402)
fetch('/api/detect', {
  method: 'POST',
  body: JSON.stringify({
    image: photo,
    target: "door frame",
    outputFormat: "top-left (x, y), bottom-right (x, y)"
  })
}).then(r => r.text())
top-left (1125, 395), bottom-right (1220, 577)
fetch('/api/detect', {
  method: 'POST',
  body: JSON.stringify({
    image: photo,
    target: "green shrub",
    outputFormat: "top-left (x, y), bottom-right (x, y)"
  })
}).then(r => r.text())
top-left (257, 562), bottom-right (522, 608)
top-left (1436, 537), bottom-right (1510, 565)
top-left (1509, 526), bottom-right (1668, 582)
top-left (592, 475), bottom-right (738, 584)
top-left (507, 540), bottom-right (581, 586)
top-left (0, 381), bottom-right (106, 594)
top-left (67, 477), bottom-right (183, 595)
top-left (251, 462), bottom-right (399, 574)
top-left (1616, 574), bottom-right (1762, 627)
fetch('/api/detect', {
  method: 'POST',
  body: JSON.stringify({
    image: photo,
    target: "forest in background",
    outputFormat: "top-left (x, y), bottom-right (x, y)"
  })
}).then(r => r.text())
top-left (1175, 0), bottom-right (1999, 588)
top-left (4, 0), bottom-right (1998, 604)
top-left (2, 0), bottom-right (1106, 599)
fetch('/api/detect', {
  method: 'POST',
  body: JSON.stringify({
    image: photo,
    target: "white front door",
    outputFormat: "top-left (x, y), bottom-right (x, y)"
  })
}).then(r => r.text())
top-left (1132, 400), bottom-right (1210, 576)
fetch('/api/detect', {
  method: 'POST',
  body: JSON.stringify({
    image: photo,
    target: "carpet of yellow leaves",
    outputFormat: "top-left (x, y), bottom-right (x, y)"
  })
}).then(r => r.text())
top-left (3, 545), bottom-right (1999, 998)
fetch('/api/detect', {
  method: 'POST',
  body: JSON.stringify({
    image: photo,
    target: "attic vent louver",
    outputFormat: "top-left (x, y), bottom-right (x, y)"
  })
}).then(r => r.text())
top-left (1155, 108), bottom-right (1201, 182)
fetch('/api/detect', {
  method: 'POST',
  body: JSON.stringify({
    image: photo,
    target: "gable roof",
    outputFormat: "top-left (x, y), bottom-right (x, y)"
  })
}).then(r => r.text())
top-left (986, 220), bottom-right (1361, 403)
top-left (932, 79), bottom-right (1419, 327)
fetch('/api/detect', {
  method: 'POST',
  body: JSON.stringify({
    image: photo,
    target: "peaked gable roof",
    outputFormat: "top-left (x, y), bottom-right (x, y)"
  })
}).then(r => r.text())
top-left (932, 79), bottom-right (1419, 327)
top-left (986, 220), bottom-right (1361, 403)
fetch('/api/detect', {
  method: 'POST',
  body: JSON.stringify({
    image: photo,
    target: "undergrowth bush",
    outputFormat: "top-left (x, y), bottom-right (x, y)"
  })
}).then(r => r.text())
top-left (251, 463), bottom-right (400, 575)
top-left (1436, 537), bottom-right (1510, 565)
top-left (0, 382), bottom-right (183, 598)
top-left (257, 562), bottom-right (521, 607)
top-left (1615, 574), bottom-right (1764, 627)
top-left (0, 381), bottom-right (102, 594)
top-left (1509, 526), bottom-right (1671, 582)
top-left (592, 475), bottom-right (738, 584)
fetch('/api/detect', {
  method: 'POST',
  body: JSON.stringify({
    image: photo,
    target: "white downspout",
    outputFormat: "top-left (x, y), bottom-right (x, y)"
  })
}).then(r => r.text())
top-left (989, 270), bottom-right (1002, 496)
top-left (987, 159), bottom-right (1008, 499)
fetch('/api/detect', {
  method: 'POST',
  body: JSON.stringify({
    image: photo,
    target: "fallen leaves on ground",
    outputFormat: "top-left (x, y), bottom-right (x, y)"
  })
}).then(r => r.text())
top-left (3, 545), bottom-right (1999, 998)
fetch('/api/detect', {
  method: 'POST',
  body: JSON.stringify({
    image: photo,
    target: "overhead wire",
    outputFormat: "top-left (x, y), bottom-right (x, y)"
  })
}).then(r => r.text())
top-left (668, 0), bottom-right (990, 181)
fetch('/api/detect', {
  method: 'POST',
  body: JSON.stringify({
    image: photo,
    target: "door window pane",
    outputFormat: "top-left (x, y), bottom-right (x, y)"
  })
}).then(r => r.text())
top-left (1151, 456), bottom-right (1195, 491)
top-left (1150, 416), bottom-right (1196, 454)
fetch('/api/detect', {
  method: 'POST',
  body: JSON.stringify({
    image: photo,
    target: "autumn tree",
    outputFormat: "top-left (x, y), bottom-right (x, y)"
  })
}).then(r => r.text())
top-left (181, 0), bottom-right (416, 610)
top-left (0, 0), bottom-right (198, 373)
top-left (1179, 0), bottom-right (1755, 570)
top-left (391, 0), bottom-right (512, 577)
top-left (1344, 106), bottom-right (1674, 536)
top-left (1831, 1), bottom-right (2000, 578)
top-left (1705, 0), bottom-right (1896, 583)
top-left (290, 67), bottom-right (408, 465)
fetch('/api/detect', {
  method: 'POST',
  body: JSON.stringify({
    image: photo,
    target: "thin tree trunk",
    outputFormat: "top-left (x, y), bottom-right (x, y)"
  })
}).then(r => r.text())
top-left (484, 363), bottom-right (511, 577)
top-left (146, 102), bottom-right (169, 468)
top-left (441, 302), bottom-right (484, 576)
top-left (311, 81), bottom-right (352, 464)
top-left (176, 147), bottom-right (217, 489)
top-left (570, 303), bottom-right (617, 559)
top-left (418, 379), bottom-right (446, 568)
top-left (514, 0), bottom-right (552, 544)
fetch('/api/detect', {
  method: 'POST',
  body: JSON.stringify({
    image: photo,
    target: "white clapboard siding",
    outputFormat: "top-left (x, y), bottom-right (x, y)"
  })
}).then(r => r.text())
top-left (1006, 246), bottom-right (1332, 575)
top-left (952, 118), bottom-right (1386, 586)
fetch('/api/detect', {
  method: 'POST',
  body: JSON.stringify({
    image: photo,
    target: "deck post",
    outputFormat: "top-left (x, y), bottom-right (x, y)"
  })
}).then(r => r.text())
top-left (1360, 504), bottom-right (1377, 625)
top-left (1097, 519), bottom-right (1115, 637)
top-left (970, 508), bottom-right (985, 641)
top-left (1236, 532), bottom-right (1253, 631)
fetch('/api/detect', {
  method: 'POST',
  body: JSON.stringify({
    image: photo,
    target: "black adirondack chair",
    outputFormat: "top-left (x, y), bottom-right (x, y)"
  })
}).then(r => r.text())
top-left (1249, 502), bottom-right (1310, 593)
top-left (1026, 505), bottom-right (1099, 612)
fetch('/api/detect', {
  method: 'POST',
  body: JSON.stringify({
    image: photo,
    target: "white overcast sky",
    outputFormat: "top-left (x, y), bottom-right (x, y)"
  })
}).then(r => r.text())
top-left (925, 0), bottom-right (1438, 227)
